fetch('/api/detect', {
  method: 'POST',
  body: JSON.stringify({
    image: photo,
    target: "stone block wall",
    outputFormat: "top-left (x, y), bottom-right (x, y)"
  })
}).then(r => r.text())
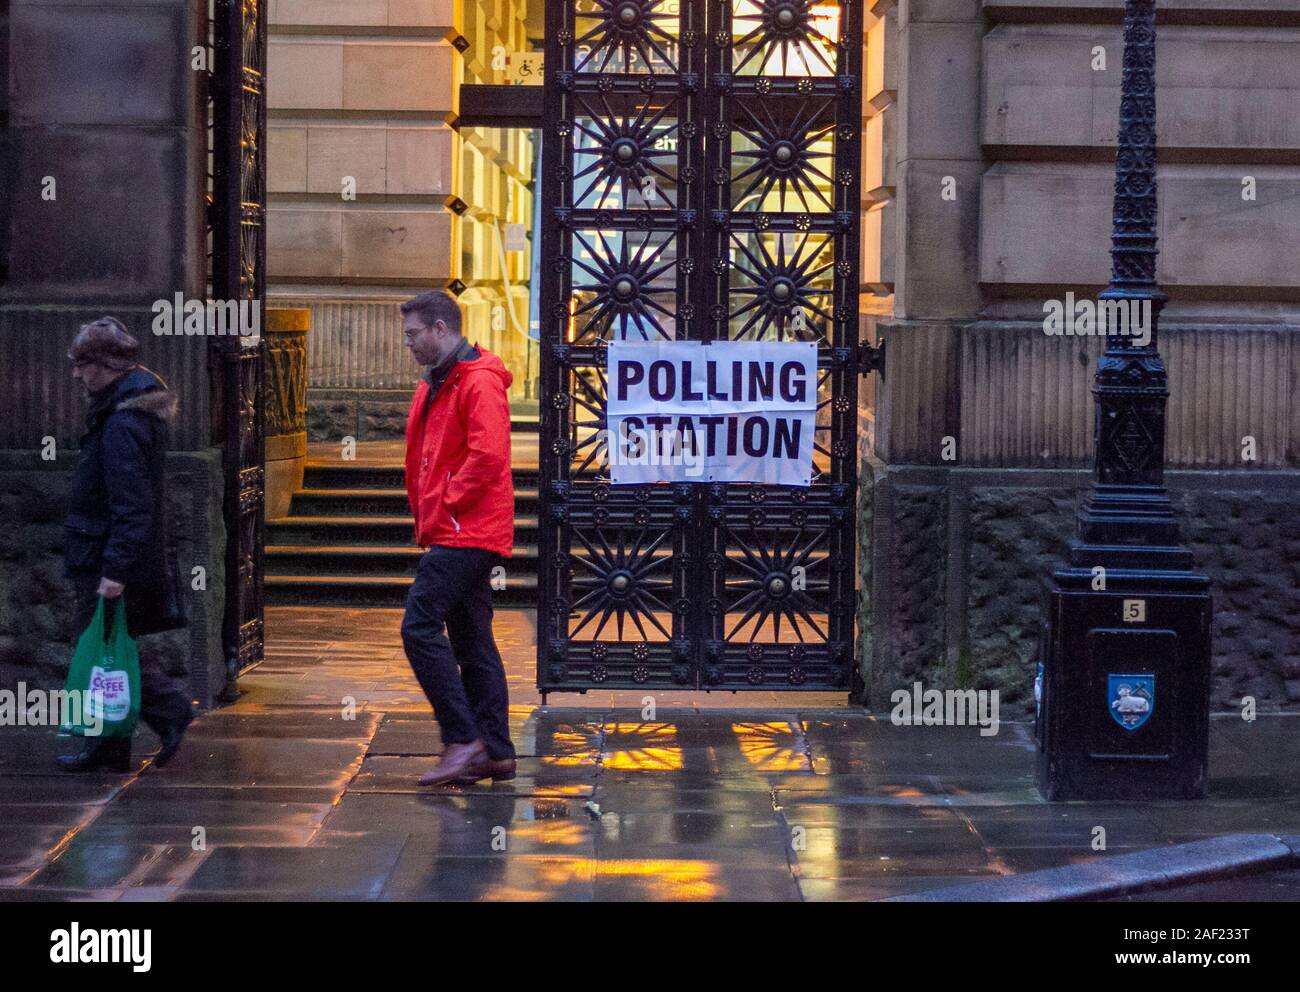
top-left (0, 1), bottom-right (227, 705)
top-left (265, 0), bottom-right (460, 441)
top-left (859, 462), bottom-right (1300, 717)
top-left (0, 450), bottom-right (226, 707)
top-left (307, 387), bottom-right (414, 442)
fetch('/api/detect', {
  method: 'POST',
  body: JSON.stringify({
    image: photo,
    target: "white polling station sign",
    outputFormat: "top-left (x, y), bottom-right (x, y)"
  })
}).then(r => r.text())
top-left (605, 340), bottom-right (817, 486)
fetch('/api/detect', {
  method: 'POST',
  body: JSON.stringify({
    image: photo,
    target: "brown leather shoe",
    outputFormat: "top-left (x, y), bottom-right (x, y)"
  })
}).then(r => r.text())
top-left (418, 740), bottom-right (487, 787)
top-left (456, 755), bottom-right (517, 784)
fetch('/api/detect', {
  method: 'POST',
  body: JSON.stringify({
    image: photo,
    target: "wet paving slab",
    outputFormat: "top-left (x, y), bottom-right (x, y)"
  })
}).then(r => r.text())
top-left (114, 782), bottom-right (348, 805)
top-left (178, 844), bottom-right (405, 900)
top-left (588, 784), bottom-right (781, 815)
top-left (594, 861), bottom-right (802, 902)
top-left (365, 719), bottom-right (443, 755)
top-left (67, 820), bottom-right (323, 849)
top-left (320, 793), bottom-right (597, 864)
top-left (2, 606), bottom-right (1300, 900)
top-left (776, 803), bottom-right (965, 829)
top-left (592, 810), bottom-right (791, 866)
top-left (70, 792), bottom-right (333, 848)
top-left (348, 754), bottom-right (599, 798)
top-left (144, 738), bottom-right (369, 790)
top-left (958, 804), bottom-right (1169, 848)
top-left (182, 708), bottom-right (381, 741)
top-left (24, 840), bottom-right (179, 891)
top-left (0, 773), bottom-right (134, 807)
top-left (1208, 774), bottom-right (1300, 800)
top-left (0, 827), bottom-right (85, 885)
top-left (0, 886), bottom-right (130, 902)
top-left (826, 837), bottom-right (1000, 877)
top-left (381, 852), bottom-right (596, 902)
top-left (798, 873), bottom-right (994, 902)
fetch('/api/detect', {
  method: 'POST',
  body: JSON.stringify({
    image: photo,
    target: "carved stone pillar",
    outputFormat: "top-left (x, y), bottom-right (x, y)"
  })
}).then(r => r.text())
top-left (262, 308), bottom-right (310, 519)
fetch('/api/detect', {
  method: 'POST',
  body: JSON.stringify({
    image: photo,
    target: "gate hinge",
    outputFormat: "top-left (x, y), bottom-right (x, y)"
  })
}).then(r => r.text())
top-left (857, 339), bottom-right (885, 376)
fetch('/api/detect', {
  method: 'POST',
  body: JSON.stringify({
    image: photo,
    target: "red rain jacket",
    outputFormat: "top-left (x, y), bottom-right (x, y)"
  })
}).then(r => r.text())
top-left (404, 346), bottom-right (514, 557)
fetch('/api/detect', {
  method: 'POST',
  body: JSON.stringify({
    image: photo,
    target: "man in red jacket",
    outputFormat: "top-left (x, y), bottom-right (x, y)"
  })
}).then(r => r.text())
top-left (400, 290), bottom-right (516, 786)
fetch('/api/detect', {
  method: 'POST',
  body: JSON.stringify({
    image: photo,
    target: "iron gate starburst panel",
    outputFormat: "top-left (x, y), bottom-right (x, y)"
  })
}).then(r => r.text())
top-left (568, 229), bottom-right (680, 341)
top-left (727, 230), bottom-right (835, 342)
top-left (539, 0), bottom-right (860, 694)
top-left (571, 91), bottom-right (683, 209)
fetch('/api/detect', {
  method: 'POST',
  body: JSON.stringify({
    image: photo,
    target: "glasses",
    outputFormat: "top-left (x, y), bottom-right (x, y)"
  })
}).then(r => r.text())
top-left (404, 321), bottom-right (445, 341)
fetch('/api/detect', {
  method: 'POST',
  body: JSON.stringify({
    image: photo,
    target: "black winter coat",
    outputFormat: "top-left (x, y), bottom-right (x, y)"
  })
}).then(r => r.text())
top-left (64, 367), bottom-right (180, 636)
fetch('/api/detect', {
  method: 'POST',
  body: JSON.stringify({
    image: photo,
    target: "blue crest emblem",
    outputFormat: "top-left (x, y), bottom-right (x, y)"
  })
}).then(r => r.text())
top-left (1108, 674), bottom-right (1154, 731)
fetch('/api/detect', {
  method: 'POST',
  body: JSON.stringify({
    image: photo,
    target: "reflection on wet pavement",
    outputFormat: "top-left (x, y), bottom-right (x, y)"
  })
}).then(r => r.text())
top-left (3, 606), bottom-right (1300, 901)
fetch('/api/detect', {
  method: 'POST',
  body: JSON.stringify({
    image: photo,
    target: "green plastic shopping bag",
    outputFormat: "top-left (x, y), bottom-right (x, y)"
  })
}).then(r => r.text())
top-left (60, 596), bottom-right (141, 738)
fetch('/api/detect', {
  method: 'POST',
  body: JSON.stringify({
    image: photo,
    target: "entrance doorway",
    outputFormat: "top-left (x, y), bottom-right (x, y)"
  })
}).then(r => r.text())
top-left (244, 0), bottom-right (865, 703)
top-left (535, 0), bottom-right (863, 695)
top-left (453, 124), bottom-right (545, 423)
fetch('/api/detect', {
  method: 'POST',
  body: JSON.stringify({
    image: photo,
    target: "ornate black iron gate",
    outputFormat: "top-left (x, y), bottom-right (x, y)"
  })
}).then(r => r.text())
top-left (537, 0), bottom-right (863, 694)
top-left (209, 0), bottom-right (267, 699)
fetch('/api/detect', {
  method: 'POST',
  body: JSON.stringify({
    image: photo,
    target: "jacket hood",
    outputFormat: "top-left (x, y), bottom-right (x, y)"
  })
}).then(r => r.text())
top-left (456, 345), bottom-right (514, 390)
top-left (107, 367), bottom-right (178, 421)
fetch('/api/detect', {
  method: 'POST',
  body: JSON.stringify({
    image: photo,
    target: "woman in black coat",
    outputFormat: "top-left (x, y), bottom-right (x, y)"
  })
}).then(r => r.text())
top-left (59, 317), bottom-right (192, 772)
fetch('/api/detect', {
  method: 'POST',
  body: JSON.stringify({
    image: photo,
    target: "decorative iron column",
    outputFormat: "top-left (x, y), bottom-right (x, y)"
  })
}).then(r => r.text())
top-left (210, 0), bottom-right (268, 700)
top-left (1036, 0), bottom-right (1212, 801)
top-left (1084, 0), bottom-right (1174, 548)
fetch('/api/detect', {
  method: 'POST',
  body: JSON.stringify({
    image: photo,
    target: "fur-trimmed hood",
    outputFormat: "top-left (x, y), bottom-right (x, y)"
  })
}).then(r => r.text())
top-left (93, 367), bottom-right (178, 422)
top-left (116, 387), bottom-right (179, 421)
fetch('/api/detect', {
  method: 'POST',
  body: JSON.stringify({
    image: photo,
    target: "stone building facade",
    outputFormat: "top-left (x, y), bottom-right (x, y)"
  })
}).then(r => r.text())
top-left (0, 0), bottom-right (225, 702)
top-left (857, 0), bottom-right (1300, 713)
top-left (1, 0), bottom-right (1298, 715)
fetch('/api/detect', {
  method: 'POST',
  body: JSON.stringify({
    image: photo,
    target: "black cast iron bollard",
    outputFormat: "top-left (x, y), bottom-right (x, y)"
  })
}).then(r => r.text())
top-left (1036, 0), bottom-right (1213, 801)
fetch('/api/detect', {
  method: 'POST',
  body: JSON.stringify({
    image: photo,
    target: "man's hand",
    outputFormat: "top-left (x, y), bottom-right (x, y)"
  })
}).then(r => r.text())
top-left (98, 577), bottom-right (125, 599)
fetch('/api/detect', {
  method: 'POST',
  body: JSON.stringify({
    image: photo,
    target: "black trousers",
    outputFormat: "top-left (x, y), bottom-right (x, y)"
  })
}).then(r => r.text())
top-left (400, 546), bottom-right (515, 761)
top-left (71, 581), bottom-right (192, 739)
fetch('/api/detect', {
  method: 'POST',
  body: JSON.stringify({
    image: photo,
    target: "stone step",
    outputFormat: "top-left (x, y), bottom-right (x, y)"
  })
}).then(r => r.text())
top-left (271, 444), bottom-right (544, 606)
top-left (265, 544), bottom-right (538, 576)
top-left (264, 514), bottom-right (541, 546)
top-left (302, 463), bottom-right (406, 490)
top-left (264, 572), bottom-right (537, 607)
top-left (288, 485), bottom-right (540, 518)
top-left (302, 462), bottom-right (541, 491)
